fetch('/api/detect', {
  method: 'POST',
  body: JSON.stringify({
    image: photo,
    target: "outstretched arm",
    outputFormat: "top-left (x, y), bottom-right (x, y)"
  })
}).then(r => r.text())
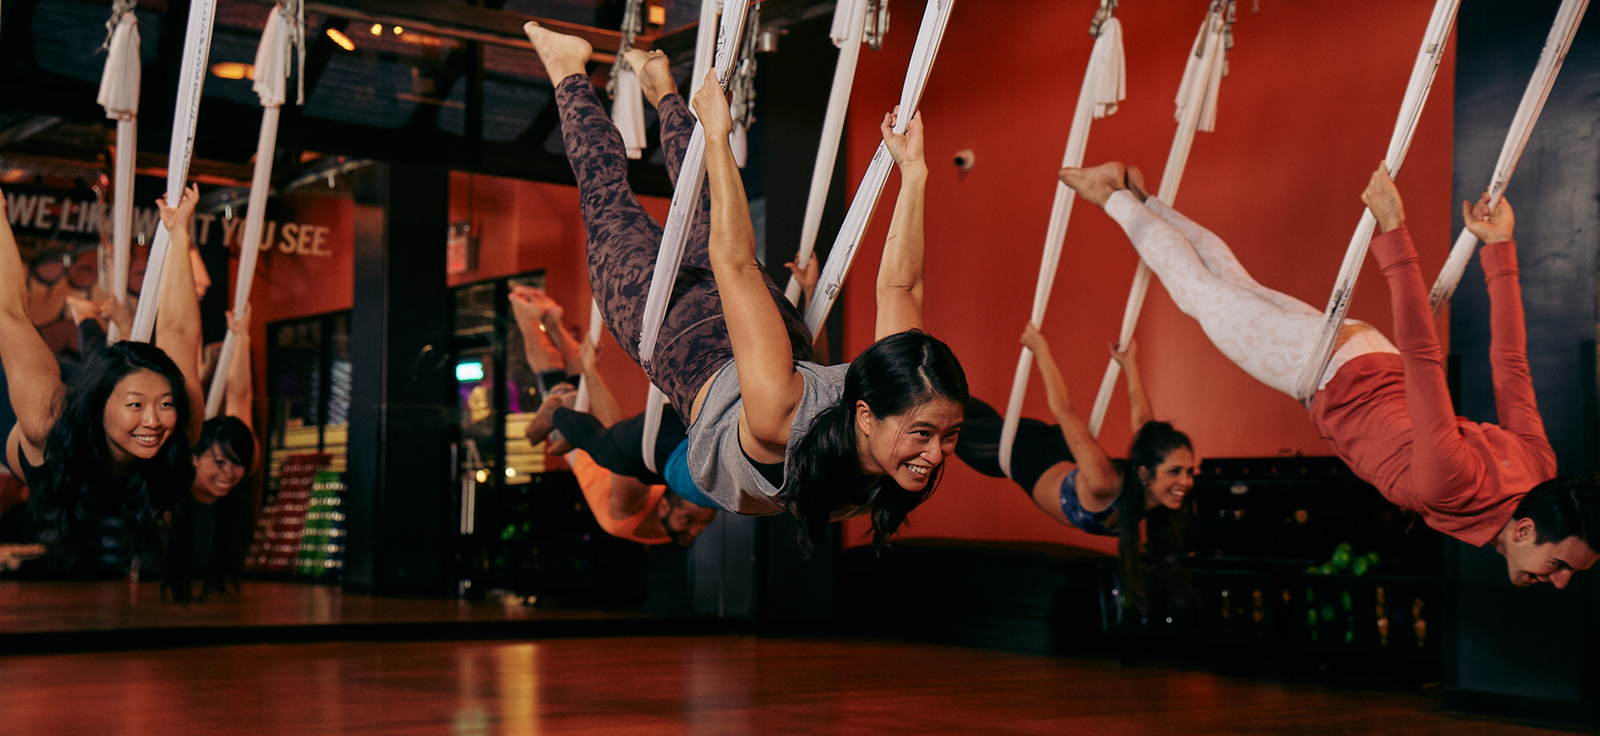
top-left (1363, 166), bottom-right (1483, 492)
top-left (693, 72), bottom-right (803, 458)
top-left (1022, 324), bottom-right (1119, 509)
top-left (154, 184), bottom-right (206, 442)
top-left (874, 109), bottom-right (928, 340)
top-left (1462, 194), bottom-right (1555, 474)
top-left (1111, 338), bottom-right (1154, 431)
top-left (223, 305), bottom-right (254, 435)
top-left (0, 192), bottom-right (64, 465)
top-left (578, 338), bottom-right (622, 427)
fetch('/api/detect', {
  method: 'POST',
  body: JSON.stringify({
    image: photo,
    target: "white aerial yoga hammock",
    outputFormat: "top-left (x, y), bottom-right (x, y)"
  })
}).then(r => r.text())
top-left (573, 300), bottom-right (605, 413)
top-left (803, 0), bottom-right (957, 336)
top-left (781, 0), bottom-right (870, 305)
top-left (1289, 0), bottom-right (1460, 403)
top-left (1084, 2), bottom-right (1231, 437)
top-left (204, 2), bottom-right (304, 419)
top-left (992, 5), bottom-right (1127, 480)
top-left (97, 2), bottom-right (141, 344)
top-left (728, 6), bottom-right (761, 168)
top-left (128, 0), bottom-right (220, 342)
top-left (1429, 0), bottom-right (1589, 313)
top-left (635, 0), bottom-right (752, 473)
top-left (608, 0), bottom-right (647, 160)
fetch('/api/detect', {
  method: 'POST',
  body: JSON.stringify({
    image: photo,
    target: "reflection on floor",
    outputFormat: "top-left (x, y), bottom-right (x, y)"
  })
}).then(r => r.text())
top-left (0, 580), bottom-right (690, 653)
top-left (0, 635), bottom-right (1565, 735)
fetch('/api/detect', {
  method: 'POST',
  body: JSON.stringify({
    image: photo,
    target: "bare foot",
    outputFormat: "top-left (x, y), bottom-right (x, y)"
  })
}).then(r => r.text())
top-left (1058, 162), bottom-right (1127, 208)
top-left (509, 285), bottom-right (550, 327)
top-left (524, 22), bottom-right (592, 82)
top-left (523, 386), bottom-right (574, 446)
top-left (624, 49), bottom-right (675, 108)
top-left (1126, 165), bottom-right (1152, 202)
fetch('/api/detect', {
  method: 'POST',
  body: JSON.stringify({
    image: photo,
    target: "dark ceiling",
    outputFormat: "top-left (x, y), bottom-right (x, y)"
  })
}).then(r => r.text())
top-left (0, 0), bottom-right (772, 199)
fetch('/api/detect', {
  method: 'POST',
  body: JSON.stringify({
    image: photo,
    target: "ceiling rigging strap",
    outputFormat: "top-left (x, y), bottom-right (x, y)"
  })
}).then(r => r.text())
top-left (609, 0), bottom-right (648, 159)
top-left (636, 1), bottom-right (754, 473)
top-left (729, 5), bottom-right (762, 167)
top-left (1289, 0), bottom-right (1460, 403)
top-left (1085, 1), bottom-right (1231, 436)
top-left (1429, 0), bottom-right (1588, 314)
top-left (205, 2), bottom-right (301, 419)
top-left (97, 1), bottom-right (142, 342)
top-left (801, 0), bottom-right (956, 336)
top-left (128, 0), bottom-right (220, 342)
top-left (994, 2), bottom-right (1126, 480)
top-left (784, 0), bottom-right (871, 305)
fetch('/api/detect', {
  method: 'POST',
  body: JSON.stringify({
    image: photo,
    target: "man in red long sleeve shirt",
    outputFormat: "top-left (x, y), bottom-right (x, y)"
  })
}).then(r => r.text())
top-left (1061, 161), bottom-right (1600, 588)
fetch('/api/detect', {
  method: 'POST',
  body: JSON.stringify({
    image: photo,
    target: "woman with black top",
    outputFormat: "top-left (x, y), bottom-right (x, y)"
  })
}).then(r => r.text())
top-left (0, 185), bottom-right (204, 577)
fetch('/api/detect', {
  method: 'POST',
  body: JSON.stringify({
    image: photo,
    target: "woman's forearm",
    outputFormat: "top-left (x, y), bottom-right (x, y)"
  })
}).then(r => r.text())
top-left (155, 230), bottom-right (205, 437)
top-left (1123, 360), bottom-right (1155, 431)
top-left (225, 332), bottom-right (254, 431)
top-left (874, 164), bottom-right (928, 339)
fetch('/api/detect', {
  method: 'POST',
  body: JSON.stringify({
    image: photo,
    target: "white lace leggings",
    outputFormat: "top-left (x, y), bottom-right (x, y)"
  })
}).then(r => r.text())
top-left (1104, 190), bottom-right (1397, 399)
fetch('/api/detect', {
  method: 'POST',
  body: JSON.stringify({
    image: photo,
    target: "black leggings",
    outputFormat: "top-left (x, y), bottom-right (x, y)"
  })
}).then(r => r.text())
top-left (553, 407), bottom-right (687, 486)
top-left (553, 75), bottom-right (813, 415)
top-left (954, 398), bottom-right (1075, 495)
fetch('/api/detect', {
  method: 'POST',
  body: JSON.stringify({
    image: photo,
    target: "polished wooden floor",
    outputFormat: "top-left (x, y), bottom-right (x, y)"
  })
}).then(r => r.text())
top-left (0, 636), bottom-right (1567, 735)
top-left (0, 580), bottom-right (640, 633)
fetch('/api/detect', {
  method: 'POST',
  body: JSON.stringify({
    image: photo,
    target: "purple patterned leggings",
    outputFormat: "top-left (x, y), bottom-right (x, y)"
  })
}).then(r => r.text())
top-left (553, 74), bottom-right (813, 415)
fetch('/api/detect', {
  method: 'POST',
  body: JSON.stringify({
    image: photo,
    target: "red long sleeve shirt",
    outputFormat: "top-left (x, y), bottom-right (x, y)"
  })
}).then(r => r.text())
top-left (1311, 227), bottom-right (1556, 547)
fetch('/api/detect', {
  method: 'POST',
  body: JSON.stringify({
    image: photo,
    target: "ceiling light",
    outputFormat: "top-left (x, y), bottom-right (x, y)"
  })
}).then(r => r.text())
top-left (210, 62), bottom-right (254, 80)
top-left (326, 27), bottom-right (355, 51)
top-left (370, 23), bottom-right (382, 35)
top-left (393, 26), bottom-right (404, 34)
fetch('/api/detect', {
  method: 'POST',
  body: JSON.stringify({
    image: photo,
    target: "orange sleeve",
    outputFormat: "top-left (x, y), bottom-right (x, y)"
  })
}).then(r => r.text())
top-left (1479, 241), bottom-right (1556, 475)
top-left (1370, 227), bottom-right (1483, 496)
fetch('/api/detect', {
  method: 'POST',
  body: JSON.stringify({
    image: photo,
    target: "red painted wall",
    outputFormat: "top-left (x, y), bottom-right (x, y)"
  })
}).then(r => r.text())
top-left (837, 0), bottom-right (1457, 552)
top-left (447, 172), bottom-right (673, 412)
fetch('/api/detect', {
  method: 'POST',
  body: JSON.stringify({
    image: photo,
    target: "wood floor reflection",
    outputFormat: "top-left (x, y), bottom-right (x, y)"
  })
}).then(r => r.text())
top-left (0, 636), bottom-right (1565, 735)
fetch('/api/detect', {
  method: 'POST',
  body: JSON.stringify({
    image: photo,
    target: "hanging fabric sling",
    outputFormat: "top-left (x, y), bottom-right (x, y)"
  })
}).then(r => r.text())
top-left (97, 1), bottom-right (141, 343)
top-left (635, 0), bottom-right (754, 473)
top-left (1429, 0), bottom-right (1589, 313)
top-left (128, 0), bottom-right (221, 342)
top-left (573, 300), bottom-right (605, 413)
top-left (728, 7), bottom-right (762, 168)
top-left (782, 0), bottom-right (872, 304)
top-left (204, 2), bottom-right (304, 419)
top-left (1085, 1), bottom-right (1232, 437)
top-left (803, 0), bottom-right (957, 336)
top-left (609, 0), bottom-right (648, 159)
top-left (1289, 0), bottom-right (1460, 403)
top-left (992, 2), bottom-right (1127, 480)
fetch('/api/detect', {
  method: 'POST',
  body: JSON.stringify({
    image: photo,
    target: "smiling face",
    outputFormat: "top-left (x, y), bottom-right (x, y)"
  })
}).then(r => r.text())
top-left (101, 369), bottom-right (178, 465)
top-left (855, 396), bottom-right (964, 492)
top-left (1499, 517), bottom-right (1600, 588)
top-left (1140, 446), bottom-right (1198, 510)
top-left (192, 446), bottom-right (246, 502)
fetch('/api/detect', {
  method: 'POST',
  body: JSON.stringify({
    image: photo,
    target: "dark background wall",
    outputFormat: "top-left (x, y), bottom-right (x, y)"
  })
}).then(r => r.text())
top-left (1446, 0), bottom-right (1600, 723)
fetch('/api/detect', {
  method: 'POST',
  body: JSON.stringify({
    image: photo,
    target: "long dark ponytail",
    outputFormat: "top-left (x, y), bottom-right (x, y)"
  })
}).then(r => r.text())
top-left (1115, 421), bottom-right (1193, 613)
top-left (29, 341), bottom-right (194, 573)
top-left (784, 330), bottom-right (967, 555)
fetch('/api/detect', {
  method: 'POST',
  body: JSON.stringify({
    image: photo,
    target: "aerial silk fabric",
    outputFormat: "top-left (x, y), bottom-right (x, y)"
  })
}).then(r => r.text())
top-left (204, 4), bottom-right (294, 417)
top-left (993, 16), bottom-right (1125, 480)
